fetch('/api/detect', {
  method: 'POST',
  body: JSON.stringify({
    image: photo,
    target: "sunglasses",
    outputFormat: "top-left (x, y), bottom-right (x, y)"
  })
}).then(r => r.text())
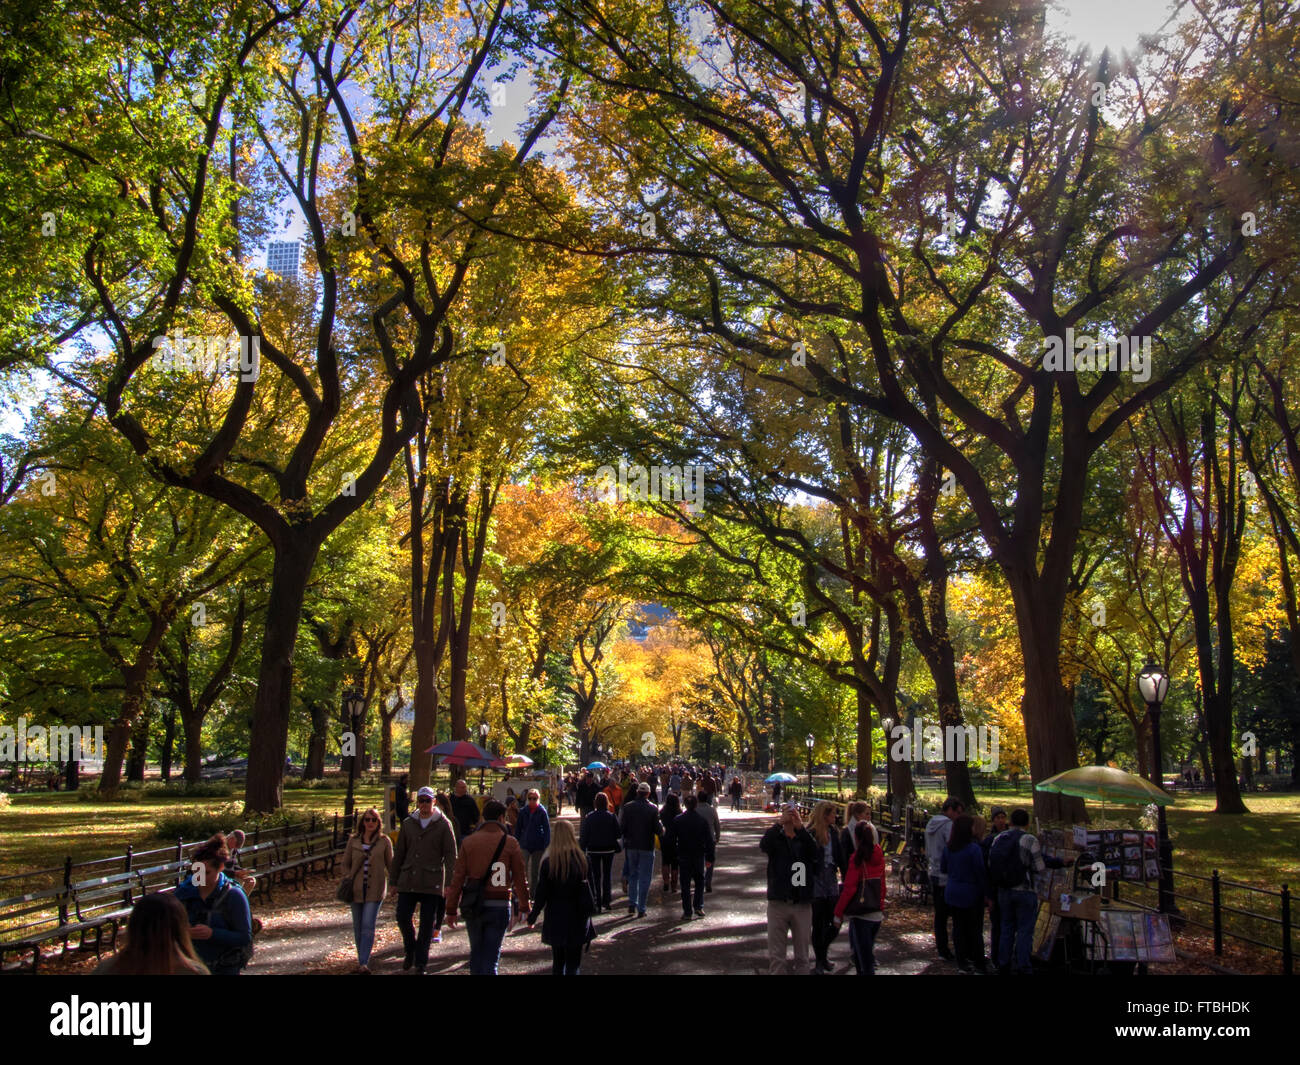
top-left (417, 797), bottom-right (433, 803)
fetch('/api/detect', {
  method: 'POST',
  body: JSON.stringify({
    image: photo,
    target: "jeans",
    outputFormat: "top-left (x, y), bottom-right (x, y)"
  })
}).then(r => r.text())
top-left (625, 848), bottom-right (655, 912)
top-left (350, 900), bottom-right (381, 966)
top-left (466, 905), bottom-right (511, 975)
top-left (950, 902), bottom-right (986, 970)
top-left (395, 891), bottom-right (443, 969)
top-left (588, 851), bottom-right (615, 909)
top-left (930, 876), bottom-right (953, 954)
top-left (847, 918), bottom-right (882, 974)
top-left (766, 900), bottom-right (812, 974)
top-left (680, 854), bottom-right (706, 915)
top-left (999, 888), bottom-right (1039, 973)
top-left (551, 942), bottom-right (582, 975)
top-left (522, 849), bottom-right (543, 900)
top-left (811, 897), bottom-right (842, 968)
top-left (988, 894), bottom-right (1002, 968)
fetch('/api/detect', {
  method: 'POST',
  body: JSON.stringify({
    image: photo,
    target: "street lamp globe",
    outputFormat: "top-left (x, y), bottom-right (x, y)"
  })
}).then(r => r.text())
top-left (1138, 657), bottom-right (1169, 706)
top-left (345, 689), bottom-right (365, 718)
top-left (805, 733), bottom-right (814, 750)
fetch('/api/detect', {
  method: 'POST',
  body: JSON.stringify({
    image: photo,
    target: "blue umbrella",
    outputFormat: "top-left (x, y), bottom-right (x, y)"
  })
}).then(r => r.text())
top-left (585, 761), bottom-right (609, 770)
top-left (765, 772), bottom-right (798, 784)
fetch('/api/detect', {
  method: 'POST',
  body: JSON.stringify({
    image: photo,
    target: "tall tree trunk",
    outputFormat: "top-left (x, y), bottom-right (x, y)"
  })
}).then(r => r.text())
top-left (304, 701), bottom-right (329, 780)
top-left (1011, 581), bottom-right (1086, 823)
top-left (181, 707), bottom-right (205, 783)
top-left (159, 704), bottom-right (176, 782)
top-left (97, 604), bottom-right (174, 795)
top-left (99, 653), bottom-right (163, 795)
top-left (126, 704), bottom-right (153, 782)
top-left (244, 541), bottom-right (320, 813)
top-left (381, 711), bottom-right (394, 777)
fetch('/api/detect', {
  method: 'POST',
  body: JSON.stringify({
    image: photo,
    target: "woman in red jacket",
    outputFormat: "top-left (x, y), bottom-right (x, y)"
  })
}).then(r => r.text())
top-left (833, 821), bottom-right (887, 974)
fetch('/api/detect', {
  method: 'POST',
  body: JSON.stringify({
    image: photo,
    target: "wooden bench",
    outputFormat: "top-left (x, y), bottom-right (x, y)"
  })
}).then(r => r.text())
top-left (60, 870), bottom-right (144, 962)
top-left (0, 883), bottom-right (70, 974)
top-left (236, 840), bottom-right (284, 902)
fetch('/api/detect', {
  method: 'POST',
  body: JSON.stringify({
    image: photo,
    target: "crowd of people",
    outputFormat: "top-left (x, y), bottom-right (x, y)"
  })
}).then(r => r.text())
top-left (925, 797), bottom-right (1072, 974)
top-left (88, 762), bottom-right (1059, 978)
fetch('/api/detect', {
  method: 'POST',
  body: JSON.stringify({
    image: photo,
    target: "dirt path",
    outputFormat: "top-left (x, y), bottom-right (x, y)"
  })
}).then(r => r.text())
top-left (248, 808), bottom-right (948, 975)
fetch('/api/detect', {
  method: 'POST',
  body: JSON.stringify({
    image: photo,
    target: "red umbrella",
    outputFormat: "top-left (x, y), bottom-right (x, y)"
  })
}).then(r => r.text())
top-left (425, 739), bottom-right (506, 768)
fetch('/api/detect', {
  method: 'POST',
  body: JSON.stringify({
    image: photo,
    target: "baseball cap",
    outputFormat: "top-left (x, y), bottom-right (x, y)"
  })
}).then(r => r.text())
top-left (417, 786), bottom-right (436, 801)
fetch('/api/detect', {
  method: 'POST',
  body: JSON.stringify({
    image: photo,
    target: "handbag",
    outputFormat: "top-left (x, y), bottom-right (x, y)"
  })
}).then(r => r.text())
top-left (336, 874), bottom-right (355, 903)
top-left (459, 831), bottom-right (509, 919)
top-left (842, 873), bottom-right (883, 916)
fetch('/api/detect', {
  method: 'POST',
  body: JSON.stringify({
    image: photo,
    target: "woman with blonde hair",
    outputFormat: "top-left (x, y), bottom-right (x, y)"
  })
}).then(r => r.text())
top-left (94, 893), bottom-right (209, 975)
top-left (527, 819), bottom-right (597, 975)
top-left (810, 801), bottom-right (848, 974)
top-left (340, 806), bottom-right (394, 973)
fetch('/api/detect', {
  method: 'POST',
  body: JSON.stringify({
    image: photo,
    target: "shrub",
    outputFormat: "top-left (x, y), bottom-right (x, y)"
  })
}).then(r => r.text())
top-left (141, 780), bottom-right (236, 798)
top-left (284, 776), bottom-right (348, 790)
top-left (154, 803), bottom-right (245, 840)
top-left (153, 804), bottom-right (332, 842)
top-left (77, 781), bottom-right (147, 802)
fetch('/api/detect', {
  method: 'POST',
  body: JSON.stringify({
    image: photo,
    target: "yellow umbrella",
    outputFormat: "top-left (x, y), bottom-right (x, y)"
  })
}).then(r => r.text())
top-left (1036, 765), bottom-right (1174, 823)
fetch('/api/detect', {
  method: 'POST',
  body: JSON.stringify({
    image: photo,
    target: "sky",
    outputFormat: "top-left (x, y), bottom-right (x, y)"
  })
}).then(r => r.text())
top-left (1047, 0), bottom-right (1185, 55)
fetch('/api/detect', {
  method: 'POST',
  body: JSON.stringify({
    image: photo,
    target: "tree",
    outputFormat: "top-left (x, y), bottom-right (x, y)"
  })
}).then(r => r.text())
top-left (7, 3), bottom-right (570, 809)
top-left (537, 0), bottom-right (1291, 819)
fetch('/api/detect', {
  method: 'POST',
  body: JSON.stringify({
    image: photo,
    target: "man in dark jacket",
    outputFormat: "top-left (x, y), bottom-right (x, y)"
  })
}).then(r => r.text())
top-left (451, 778), bottom-right (481, 840)
top-left (671, 794), bottom-right (716, 919)
top-left (760, 804), bottom-right (819, 974)
top-left (575, 772), bottom-right (599, 818)
top-left (514, 788), bottom-right (551, 898)
top-left (619, 783), bottom-right (664, 917)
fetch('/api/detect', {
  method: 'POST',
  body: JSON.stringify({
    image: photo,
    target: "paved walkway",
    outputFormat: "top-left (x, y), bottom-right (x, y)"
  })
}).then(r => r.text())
top-left (248, 808), bottom-right (947, 975)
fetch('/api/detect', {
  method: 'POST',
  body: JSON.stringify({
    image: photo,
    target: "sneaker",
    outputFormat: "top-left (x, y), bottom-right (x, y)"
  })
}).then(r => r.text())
top-left (628, 905), bottom-right (637, 916)
top-left (637, 910), bottom-right (646, 918)
top-left (431, 930), bottom-right (442, 944)
top-left (694, 908), bottom-right (705, 917)
top-left (822, 959), bottom-right (834, 972)
top-left (682, 911), bottom-right (693, 921)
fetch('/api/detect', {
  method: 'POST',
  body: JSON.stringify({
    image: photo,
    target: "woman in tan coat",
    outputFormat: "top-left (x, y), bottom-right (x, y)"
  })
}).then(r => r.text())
top-left (340, 807), bottom-right (394, 973)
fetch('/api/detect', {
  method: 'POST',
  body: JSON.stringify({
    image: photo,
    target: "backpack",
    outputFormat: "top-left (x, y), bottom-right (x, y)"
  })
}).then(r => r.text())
top-left (191, 882), bottom-right (254, 971)
top-left (988, 829), bottom-right (1028, 890)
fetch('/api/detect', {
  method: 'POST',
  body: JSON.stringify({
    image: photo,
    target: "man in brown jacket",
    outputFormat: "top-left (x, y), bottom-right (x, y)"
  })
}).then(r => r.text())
top-left (446, 799), bottom-right (530, 975)
top-left (390, 786), bottom-right (458, 973)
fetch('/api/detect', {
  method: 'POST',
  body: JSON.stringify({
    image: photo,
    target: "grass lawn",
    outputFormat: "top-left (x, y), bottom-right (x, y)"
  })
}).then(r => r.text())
top-left (0, 783), bottom-right (386, 884)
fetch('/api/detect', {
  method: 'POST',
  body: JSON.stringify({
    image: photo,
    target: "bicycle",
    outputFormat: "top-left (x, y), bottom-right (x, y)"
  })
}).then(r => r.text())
top-left (889, 827), bottom-right (931, 904)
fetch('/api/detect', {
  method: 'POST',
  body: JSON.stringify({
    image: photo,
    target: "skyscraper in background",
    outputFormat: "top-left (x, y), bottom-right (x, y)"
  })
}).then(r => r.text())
top-left (265, 240), bottom-right (301, 282)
